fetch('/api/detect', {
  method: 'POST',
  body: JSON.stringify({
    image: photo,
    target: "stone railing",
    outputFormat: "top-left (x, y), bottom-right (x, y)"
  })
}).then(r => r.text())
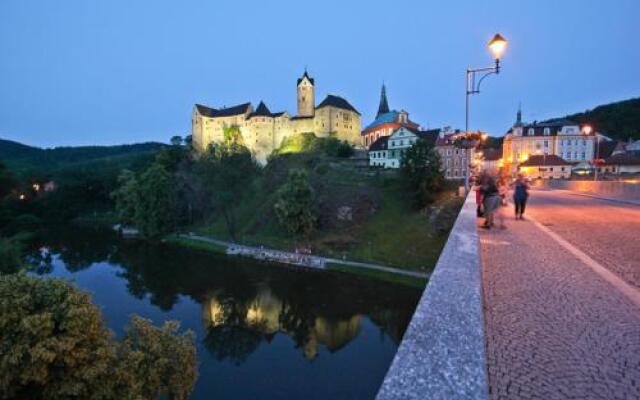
top-left (376, 193), bottom-right (487, 400)
top-left (537, 179), bottom-right (640, 203)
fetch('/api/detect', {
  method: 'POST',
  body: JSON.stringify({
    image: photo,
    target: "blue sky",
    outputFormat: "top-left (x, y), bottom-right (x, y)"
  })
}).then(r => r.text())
top-left (1, 0), bottom-right (639, 147)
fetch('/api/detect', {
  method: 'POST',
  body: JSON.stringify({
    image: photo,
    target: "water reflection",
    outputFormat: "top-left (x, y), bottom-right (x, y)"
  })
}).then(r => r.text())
top-left (203, 286), bottom-right (362, 361)
top-left (28, 227), bottom-right (422, 399)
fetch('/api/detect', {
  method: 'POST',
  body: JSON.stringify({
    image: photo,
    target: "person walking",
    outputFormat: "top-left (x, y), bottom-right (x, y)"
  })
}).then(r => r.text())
top-left (513, 174), bottom-right (530, 220)
top-left (481, 176), bottom-right (501, 229)
top-left (497, 176), bottom-right (509, 229)
top-left (473, 176), bottom-right (484, 218)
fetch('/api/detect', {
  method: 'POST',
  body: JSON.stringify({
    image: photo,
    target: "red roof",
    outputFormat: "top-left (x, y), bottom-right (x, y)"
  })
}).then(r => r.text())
top-left (519, 155), bottom-right (570, 167)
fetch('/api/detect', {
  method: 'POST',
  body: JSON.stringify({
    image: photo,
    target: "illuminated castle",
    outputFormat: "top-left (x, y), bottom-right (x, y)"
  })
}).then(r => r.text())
top-left (191, 70), bottom-right (362, 164)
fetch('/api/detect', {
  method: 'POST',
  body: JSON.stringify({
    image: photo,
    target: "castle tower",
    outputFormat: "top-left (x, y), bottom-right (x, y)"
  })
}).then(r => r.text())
top-left (376, 83), bottom-right (390, 117)
top-left (297, 69), bottom-right (315, 117)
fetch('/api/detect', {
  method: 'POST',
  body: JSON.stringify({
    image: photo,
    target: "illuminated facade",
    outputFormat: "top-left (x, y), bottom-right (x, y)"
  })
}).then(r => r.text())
top-left (191, 71), bottom-right (361, 164)
top-left (502, 108), bottom-right (595, 175)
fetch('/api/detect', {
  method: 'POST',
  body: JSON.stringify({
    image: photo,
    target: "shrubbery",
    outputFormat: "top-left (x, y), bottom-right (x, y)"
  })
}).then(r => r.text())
top-left (0, 273), bottom-right (198, 400)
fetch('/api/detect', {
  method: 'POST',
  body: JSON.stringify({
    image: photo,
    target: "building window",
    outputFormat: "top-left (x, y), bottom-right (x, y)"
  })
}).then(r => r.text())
top-left (528, 128), bottom-right (534, 136)
top-left (544, 140), bottom-right (549, 147)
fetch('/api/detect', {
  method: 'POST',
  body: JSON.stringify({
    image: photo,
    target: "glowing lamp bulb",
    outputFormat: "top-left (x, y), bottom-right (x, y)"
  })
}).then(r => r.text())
top-left (488, 33), bottom-right (508, 60)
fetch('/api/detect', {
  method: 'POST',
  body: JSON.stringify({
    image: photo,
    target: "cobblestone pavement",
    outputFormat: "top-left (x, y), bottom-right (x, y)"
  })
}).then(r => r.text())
top-left (480, 190), bottom-right (640, 400)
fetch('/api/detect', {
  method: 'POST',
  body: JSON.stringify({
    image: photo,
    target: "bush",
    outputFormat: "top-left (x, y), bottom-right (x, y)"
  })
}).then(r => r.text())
top-left (0, 237), bottom-right (22, 275)
top-left (274, 169), bottom-right (316, 237)
top-left (0, 274), bottom-right (197, 400)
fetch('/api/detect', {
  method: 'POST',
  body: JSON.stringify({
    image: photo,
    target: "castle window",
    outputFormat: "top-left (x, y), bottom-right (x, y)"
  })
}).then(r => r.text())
top-left (528, 128), bottom-right (534, 136)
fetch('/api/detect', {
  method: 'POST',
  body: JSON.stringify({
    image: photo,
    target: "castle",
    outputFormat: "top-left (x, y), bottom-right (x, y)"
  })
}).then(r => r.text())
top-left (191, 71), bottom-right (362, 164)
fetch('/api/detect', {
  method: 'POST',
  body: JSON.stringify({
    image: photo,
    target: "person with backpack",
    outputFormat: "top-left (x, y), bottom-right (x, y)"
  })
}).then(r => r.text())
top-left (513, 174), bottom-right (530, 220)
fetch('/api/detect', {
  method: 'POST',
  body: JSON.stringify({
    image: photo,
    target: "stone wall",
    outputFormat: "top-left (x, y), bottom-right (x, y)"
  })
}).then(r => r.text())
top-left (376, 194), bottom-right (488, 400)
top-left (540, 180), bottom-right (640, 202)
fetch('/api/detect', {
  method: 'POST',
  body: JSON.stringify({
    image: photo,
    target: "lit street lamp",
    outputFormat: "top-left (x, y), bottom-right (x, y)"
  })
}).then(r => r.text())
top-left (582, 125), bottom-right (599, 180)
top-left (464, 33), bottom-right (508, 192)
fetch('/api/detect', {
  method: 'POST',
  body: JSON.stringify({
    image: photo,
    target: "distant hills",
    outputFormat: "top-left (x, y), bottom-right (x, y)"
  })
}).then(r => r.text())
top-left (559, 97), bottom-right (640, 141)
top-left (0, 138), bottom-right (166, 176)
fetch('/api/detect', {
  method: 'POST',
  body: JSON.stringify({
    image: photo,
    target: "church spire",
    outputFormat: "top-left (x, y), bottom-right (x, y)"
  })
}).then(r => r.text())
top-left (515, 103), bottom-right (523, 126)
top-left (376, 83), bottom-right (390, 118)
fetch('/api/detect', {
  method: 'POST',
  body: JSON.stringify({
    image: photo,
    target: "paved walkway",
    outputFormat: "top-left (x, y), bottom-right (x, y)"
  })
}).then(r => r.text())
top-left (179, 233), bottom-right (429, 279)
top-left (480, 189), bottom-right (640, 400)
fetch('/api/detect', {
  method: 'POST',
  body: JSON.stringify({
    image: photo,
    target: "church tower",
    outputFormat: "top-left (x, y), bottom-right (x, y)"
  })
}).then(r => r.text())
top-left (376, 83), bottom-right (390, 118)
top-left (514, 103), bottom-right (523, 126)
top-left (297, 69), bottom-right (315, 117)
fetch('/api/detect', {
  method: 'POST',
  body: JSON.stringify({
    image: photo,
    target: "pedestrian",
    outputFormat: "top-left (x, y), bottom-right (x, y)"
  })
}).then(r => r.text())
top-left (481, 176), bottom-right (501, 229)
top-left (473, 176), bottom-right (484, 218)
top-left (497, 176), bottom-right (509, 229)
top-left (513, 174), bottom-right (530, 220)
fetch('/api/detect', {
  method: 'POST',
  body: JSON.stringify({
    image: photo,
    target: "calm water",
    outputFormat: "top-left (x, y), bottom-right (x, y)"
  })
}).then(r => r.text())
top-left (28, 227), bottom-right (422, 400)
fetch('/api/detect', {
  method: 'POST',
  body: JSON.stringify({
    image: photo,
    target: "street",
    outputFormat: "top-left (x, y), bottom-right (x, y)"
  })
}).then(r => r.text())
top-left (480, 189), bottom-right (640, 400)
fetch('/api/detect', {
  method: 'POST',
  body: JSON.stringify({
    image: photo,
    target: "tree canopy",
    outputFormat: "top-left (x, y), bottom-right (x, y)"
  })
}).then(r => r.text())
top-left (0, 273), bottom-right (197, 400)
top-left (274, 169), bottom-right (316, 237)
top-left (401, 139), bottom-right (445, 208)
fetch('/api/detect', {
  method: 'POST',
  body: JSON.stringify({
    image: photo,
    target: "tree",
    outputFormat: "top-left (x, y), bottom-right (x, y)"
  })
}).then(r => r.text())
top-left (111, 169), bottom-right (138, 225)
top-left (0, 237), bottom-right (22, 275)
top-left (0, 273), bottom-right (197, 400)
top-left (170, 135), bottom-right (184, 146)
top-left (274, 169), bottom-right (316, 237)
top-left (401, 139), bottom-right (445, 208)
top-left (117, 317), bottom-right (198, 400)
top-left (0, 162), bottom-right (16, 199)
top-left (198, 141), bottom-right (259, 241)
top-left (134, 163), bottom-right (177, 239)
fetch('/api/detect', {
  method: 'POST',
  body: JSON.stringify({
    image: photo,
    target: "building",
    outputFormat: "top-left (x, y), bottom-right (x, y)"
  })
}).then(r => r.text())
top-left (368, 126), bottom-right (438, 168)
top-left (360, 84), bottom-right (420, 148)
top-left (502, 107), bottom-right (596, 176)
top-left (518, 155), bottom-right (572, 179)
top-left (480, 148), bottom-right (503, 175)
top-left (600, 153), bottom-right (640, 174)
top-left (192, 70), bottom-right (361, 164)
top-left (435, 129), bottom-right (477, 180)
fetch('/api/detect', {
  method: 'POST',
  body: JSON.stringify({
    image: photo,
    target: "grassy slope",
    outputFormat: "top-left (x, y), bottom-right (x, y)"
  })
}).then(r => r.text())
top-left (193, 139), bottom-right (463, 273)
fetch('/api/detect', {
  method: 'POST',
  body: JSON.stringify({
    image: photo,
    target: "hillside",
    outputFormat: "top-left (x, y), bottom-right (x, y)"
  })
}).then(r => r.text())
top-left (560, 97), bottom-right (640, 140)
top-left (192, 134), bottom-right (462, 272)
top-left (0, 138), bottom-right (166, 176)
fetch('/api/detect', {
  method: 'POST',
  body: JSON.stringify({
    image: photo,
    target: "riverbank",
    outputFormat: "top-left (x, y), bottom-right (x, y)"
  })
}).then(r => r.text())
top-left (166, 233), bottom-right (428, 288)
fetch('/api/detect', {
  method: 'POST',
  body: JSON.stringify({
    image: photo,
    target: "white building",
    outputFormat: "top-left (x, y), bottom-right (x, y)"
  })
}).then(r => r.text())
top-left (368, 126), bottom-right (439, 168)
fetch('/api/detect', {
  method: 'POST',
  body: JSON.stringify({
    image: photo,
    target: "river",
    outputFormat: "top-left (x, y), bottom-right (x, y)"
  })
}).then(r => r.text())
top-left (28, 227), bottom-right (422, 399)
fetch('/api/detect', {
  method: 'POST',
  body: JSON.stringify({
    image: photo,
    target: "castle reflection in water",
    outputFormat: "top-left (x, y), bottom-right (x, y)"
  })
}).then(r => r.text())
top-left (202, 285), bottom-right (362, 360)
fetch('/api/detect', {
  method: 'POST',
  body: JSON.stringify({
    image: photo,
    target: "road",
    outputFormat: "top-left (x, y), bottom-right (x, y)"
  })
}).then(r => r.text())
top-left (480, 189), bottom-right (640, 400)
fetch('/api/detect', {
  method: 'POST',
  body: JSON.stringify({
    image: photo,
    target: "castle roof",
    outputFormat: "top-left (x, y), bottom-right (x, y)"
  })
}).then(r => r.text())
top-left (248, 101), bottom-right (274, 118)
top-left (316, 95), bottom-right (360, 115)
top-left (297, 70), bottom-right (315, 85)
top-left (196, 102), bottom-right (251, 118)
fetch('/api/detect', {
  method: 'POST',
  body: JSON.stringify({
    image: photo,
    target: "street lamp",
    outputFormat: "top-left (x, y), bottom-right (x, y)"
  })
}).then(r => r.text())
top-left (464, 33), bottom-right (508, 192)
top-left (583, 125), bottom-right (598, 180)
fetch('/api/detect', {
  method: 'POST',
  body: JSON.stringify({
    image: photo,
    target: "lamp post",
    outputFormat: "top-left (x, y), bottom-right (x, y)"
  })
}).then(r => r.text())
top-left (582, 125), bottom-right (597, 180)
top-left (464, 33), bottom-right (508, 193)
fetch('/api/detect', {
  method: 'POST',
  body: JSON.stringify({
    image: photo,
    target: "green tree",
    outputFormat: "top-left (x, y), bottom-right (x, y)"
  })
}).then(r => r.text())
top-left (198, 142), bottom-right (259, 241)
top-left (274, 169), bottom-right (316, 237)
top-left (0, 237), bottom-right (22, 275)
top-left (0, 274), bottom-right (198, 400)
top-left (117, 316), bottom-right (198, 400)
top-left (401, 139), bottom-right (445, 208)
top-left (0, 162), bottom-right (16, 199)
top-left (111, 169), bottom-right (139, 225)
top-left (134, 163), bottom-right (177, 239)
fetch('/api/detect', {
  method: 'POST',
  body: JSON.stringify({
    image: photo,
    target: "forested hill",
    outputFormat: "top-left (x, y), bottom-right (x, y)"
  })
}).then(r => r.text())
top-left (559, 97), bottom-right (640, 141)
top-left (0, 138), bottom-right (165, 175)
